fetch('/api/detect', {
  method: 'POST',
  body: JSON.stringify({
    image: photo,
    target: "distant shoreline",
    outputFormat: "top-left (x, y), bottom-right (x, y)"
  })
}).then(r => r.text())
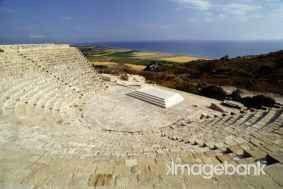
top-left (78, 45), bottom-right (207, 64)
top-left (75, 40), bottom-right (283, 59)
top-left (75, 43), bottom-right (208, 60)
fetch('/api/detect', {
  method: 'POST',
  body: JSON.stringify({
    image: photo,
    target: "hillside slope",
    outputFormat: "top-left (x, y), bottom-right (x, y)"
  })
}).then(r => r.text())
top-left (143, 50), bottom-right (283, 95)
top-left (79, 45), bottom-right (283, 95)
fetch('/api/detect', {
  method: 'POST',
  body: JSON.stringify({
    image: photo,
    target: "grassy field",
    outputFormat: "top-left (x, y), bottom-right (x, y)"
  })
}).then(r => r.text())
top-left (160, 56), bottom-right (204, 63)
top-left (79, 46), bottom-right (204, 66)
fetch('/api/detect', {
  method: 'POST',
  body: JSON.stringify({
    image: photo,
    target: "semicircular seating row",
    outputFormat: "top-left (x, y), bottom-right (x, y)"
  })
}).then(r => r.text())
top-left (1, 45), bottom-right (283, 188)
top-left (1, 46), bottom-right (283, 161)
top-left (160, 107), bottom-right (283, 165)
top-left (0, 46), bottom-right (194, 159)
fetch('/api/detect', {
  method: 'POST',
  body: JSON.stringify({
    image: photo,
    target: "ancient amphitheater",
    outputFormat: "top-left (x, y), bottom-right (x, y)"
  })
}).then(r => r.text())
top-left (0, 44), bottom-right (283, 189)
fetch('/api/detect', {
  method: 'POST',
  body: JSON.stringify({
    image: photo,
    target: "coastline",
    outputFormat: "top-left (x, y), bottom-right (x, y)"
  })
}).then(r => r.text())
top-left (83, 40), bottom-right (283, 59)
top-left (77, 45), bottom-right (208, 64)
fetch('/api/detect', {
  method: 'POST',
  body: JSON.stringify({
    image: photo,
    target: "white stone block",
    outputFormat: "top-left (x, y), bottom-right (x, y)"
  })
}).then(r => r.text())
top-left (128, 87), bottom-right (184, 108)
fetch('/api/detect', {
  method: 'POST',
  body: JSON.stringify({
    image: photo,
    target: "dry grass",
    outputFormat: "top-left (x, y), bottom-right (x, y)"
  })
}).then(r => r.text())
top-left (93, 61), bottom-right (117, 66)
top-left (131, 52), bottom-right (158, 57)
top-left (160, 56), bottom-right (205, 63)
top-left (93, 61), bottom-right (145, 72)
top-left (130, 52), bottom-right (206, 64)
top-left (131, 51), bottom-right (171, 60)
top-left (125, 64), bottom-right (145, 71)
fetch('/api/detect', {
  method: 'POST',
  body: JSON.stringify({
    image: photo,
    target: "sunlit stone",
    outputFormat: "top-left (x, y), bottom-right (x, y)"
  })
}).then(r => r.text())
top-left (128, 87), bottom-right (184, 108)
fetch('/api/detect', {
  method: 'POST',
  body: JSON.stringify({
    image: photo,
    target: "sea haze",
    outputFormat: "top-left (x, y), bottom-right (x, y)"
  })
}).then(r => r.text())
top-left (92, 40), bottom-right (283, 59)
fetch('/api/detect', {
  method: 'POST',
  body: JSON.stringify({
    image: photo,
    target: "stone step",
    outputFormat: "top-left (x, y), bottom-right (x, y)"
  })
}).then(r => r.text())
top-left (252, 110), bottom-right (277, 130)
top-left (240, 143), bottom-right (268, 160)
top-left (128, 88), bottom-right (184, 108)
top-left (243, 110), bottom-right (265, 127)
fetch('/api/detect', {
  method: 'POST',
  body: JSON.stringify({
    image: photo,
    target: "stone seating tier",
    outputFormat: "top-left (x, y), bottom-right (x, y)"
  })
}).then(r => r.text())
top-left (0, 44), bottom-right (282, 188)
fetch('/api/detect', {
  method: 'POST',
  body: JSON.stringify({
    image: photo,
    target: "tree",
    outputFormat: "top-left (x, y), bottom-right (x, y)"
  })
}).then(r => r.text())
top-left (241, 95), bottom-right (276, 108)
top-left (220, 55), bottom-right (229, 61)
top-left (230, 89), bottom-right (242, 101)
top-left (199, 85), bottom-right (227, 100)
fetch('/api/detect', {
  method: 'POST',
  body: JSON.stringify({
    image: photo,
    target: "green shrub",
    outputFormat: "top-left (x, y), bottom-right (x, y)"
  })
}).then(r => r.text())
top-left (198, 62), bottom-right (216, 73)
top-left (241, 95), bottom-right (276, 108)
top-left (230, 89), bottom-right (242, 101)
top-left (199, 85), bottom-right (227, 100)
top-left (219, 55), bottom-right (229, 61)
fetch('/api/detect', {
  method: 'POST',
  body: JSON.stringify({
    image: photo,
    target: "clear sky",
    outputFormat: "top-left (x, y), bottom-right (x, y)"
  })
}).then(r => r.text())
top-left (0, 0), bottom-right (283, 43)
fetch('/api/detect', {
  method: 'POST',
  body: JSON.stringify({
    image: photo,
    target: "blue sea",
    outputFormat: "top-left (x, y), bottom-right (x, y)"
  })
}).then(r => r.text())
top-left (93, 40), bottom-right (283, 59)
